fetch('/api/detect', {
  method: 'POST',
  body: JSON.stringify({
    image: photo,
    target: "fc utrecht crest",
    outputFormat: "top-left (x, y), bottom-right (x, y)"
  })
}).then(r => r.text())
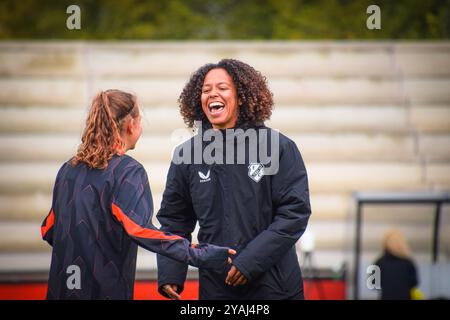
top-left (248, 163), bottom-right (265, 183)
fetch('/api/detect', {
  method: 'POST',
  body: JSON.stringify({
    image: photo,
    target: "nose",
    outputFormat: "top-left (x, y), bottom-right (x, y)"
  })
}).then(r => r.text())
top-left (209, 88), bottom-right (219, 98)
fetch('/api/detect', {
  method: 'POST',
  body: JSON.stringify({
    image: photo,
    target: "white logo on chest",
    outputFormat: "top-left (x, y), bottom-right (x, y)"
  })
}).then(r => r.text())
top-left (248, 163), bottom-right (264, 183)
top-left (198, 170), bottom-right (211, 183)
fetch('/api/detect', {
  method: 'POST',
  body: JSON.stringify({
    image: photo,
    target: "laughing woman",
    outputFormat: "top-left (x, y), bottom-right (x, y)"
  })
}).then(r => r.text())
top-left (41, 89), bottom-right (234, 299)
top-left (157, 59), bottom-right (311, 300)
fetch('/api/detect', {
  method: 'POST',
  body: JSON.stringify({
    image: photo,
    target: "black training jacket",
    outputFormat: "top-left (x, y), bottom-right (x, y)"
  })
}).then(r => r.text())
top-left (157, 125), bottom-right (311, 299)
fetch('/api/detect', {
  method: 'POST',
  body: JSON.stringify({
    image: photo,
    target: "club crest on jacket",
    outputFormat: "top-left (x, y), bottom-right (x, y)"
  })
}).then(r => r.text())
top-left (248, 163), bottom-right (264, 183)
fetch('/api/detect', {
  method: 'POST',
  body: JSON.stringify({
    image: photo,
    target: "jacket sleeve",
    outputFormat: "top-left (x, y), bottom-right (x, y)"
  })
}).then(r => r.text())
top-left (41, 163), bottom-right (66, 246)
top-left (41, 208), bottom-right (55, 246)
top-left (112, 163), bottom-right (229, 272)
top-left (156, 160), bottom-right (198, 298)
top-left (232, 139), bottom-right (312, 281)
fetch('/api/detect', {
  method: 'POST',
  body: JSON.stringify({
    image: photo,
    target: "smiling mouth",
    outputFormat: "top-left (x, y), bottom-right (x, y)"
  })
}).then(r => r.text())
top-left (208, 102), bottom-right (225, 115)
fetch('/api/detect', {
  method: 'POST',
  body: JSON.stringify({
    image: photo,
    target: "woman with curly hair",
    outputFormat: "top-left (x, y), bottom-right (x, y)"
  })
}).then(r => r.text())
top-left (41, 89), bottom-right (234, 299)
top-left (157, 59), bottom-right (312, 300)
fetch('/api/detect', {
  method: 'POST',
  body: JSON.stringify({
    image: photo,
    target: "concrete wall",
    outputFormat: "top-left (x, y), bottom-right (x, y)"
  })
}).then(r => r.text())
top-left (0, 41), bottom-right (449, 297)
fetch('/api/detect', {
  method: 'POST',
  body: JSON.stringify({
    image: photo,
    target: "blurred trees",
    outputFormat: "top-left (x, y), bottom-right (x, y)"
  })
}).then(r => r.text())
top-left (0, 0), bottom-right (448, 39)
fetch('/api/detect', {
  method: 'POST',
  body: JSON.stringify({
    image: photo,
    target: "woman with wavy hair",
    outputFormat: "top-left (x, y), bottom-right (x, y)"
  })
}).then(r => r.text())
top-left (156, 59), bottom-right (311, 300)
top-left (41, 89), bottom-right (234, 300)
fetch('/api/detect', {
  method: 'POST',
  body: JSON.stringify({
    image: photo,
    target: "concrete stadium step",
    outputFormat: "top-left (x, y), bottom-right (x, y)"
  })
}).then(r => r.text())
top-left (0, 218), bottom-right (442, 253)
top-left (1, 42), bottom-right (449, 106)
top-left (0, 42), bottom-right (85, 77)
top-left (2, 161), bottom-right (447, 195)
top-left (2, 105), bottom-right (448, 134)
top-left (304, 220), bottom-right (441, 252)
top-left (0, 250), bottom-right (160, 273)
top-left (0, 134), bottom-right (175, 163)
top-left (0, 106), bottom-right (186, 134)
top-left (0, 78), bottom-right (88, 106)
top-left (1, 42), bottom-right (449, 78)
top-left (0, 192), bottom-right (350, 221)
top-left (307, 162), bottom-right (433, 192)
top-left (268, 105), bottom-right (412, 133)
top-left (0, 193), bottom-right (52, 221)
top-left (410, 106), bottom-right (450, 133)
top-left (0, 252), bottom-right (53, 272)
top-left (1, 76), bottom-right (445, 106)
top-left (310, 194), bottom-right (445, 223)
top-left (0, 161), bottom-right (169, 195)
top-left (425, 163), bottom-right (450, 189)
top-left (418, 135), bottom-right (450, 161)
top-left (403, 79), bottom-right (450, 105)
top-left (0, 131), bottom-right (427, 163)
top-left (293, 133), bottom-right (418, 161)
top-left (0, 76), bottom-right (424, 106)
top-left (93, 77), bottom-right (450, 105)
top-left (0, 250), bottom-right (437, 274)
top-left (1, 190), bottom-right (442, 224)
top-left (1, 104), bottom-right (430, 134)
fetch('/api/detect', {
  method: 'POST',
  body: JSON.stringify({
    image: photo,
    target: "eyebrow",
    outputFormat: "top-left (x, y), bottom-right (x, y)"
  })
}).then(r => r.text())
top-left (202, 82), bottom-right (230, 87)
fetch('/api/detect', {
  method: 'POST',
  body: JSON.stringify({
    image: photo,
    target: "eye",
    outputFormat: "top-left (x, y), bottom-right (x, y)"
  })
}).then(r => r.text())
top-left (202, 88), bottom-right (210, 94)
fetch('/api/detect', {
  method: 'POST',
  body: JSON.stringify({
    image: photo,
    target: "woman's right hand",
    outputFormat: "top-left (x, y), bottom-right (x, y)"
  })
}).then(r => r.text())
top-left (190, 243), bottom-right (236, 269)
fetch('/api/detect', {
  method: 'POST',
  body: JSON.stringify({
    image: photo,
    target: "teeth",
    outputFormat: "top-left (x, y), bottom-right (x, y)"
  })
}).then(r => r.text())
top-left (209, 102), bottom-right (224, 108)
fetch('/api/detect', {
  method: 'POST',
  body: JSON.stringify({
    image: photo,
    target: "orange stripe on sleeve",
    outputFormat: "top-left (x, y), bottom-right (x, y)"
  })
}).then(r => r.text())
top-left (41, 209), bottom-right (55, 238)
top-left (111, 202), bottom-right (182, 241)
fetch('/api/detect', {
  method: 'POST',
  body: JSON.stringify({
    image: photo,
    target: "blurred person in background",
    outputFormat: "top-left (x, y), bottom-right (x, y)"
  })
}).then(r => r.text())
top-left (374, 228), bottom-right (420, 300)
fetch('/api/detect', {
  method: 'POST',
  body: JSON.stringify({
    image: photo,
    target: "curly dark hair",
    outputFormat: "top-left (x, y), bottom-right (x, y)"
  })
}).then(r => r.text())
top-left (179, 59), bottom-right (274, 129)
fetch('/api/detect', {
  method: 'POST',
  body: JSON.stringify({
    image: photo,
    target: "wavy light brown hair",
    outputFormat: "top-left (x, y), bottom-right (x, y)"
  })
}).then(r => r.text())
top-left (72, 89), bottom-right (139, 169)
top-left (179, 59), bottom-right (274, 129)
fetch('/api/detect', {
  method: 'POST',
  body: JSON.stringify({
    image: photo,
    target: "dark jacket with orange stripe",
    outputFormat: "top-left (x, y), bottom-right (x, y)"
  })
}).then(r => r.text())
top-left (157, 126), bottom-right (311, 300)
top-left (41, 155), bottom-right (230, 300)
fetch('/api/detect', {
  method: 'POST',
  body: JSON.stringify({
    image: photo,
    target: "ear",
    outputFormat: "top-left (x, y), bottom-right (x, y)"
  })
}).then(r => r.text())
top-left (126, 118), bottom-right (134, 134)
